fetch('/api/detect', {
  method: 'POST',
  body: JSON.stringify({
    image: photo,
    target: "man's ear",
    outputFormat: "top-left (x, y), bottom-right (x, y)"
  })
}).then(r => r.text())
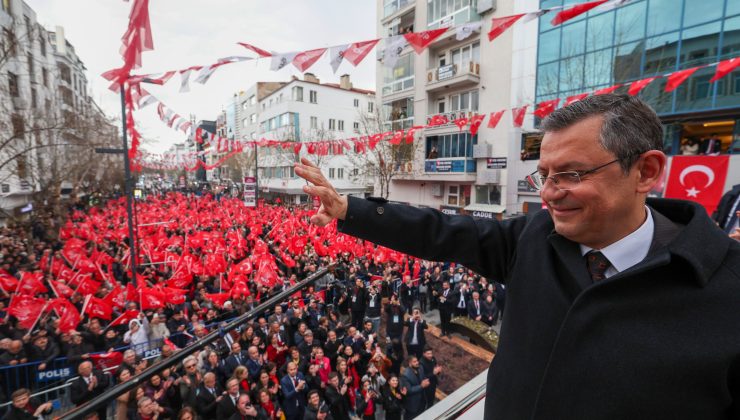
top-left (635, 150), bottom-right (667, 194)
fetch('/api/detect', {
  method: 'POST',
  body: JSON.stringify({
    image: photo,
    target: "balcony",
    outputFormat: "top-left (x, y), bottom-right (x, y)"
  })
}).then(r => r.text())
top-left (382, 0), bottom-right (414, 21)
top-left (382, 117), bottom-right (414, 132)
top-left (426, 61), bottom-right (480, 93)
top-left (424, 109), bottom-right (477, 134)
top-left (425, 158), bottom-right (476, 173)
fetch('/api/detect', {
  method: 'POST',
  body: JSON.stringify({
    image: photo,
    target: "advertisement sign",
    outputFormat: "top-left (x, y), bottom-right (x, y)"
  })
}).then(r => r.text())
top-left (435, 160), bottom-right (453, 172)
top-left (438, 64), bottom-right (455, 81)
top-left (470, 210), bottom-right (495, 220)
top-left (486, 157), bottom-right (507, 169)
top-left (243, 176), bottom-right (257, 207)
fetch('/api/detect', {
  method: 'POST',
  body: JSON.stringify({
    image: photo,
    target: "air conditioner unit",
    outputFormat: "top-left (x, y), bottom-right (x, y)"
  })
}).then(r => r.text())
top-left (473, 144), bottom-right (493, 158)
top-left (469, 61), bottom-right (480, 75)
top-left (427, 70), bottom-right (437, 83)
top-left (430, 183), bottom-right (443, 197)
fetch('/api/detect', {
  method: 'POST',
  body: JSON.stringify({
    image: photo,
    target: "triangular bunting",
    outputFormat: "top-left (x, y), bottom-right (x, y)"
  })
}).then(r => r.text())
top-left (293, 48), bottom-right (327, 72)
top-left (344, 40), bottom-right (380, 66)
top-left (488, 14), bottom-right (524, 42)
top-left (551, 0), bottom-right (609, 26)
top-left (665, 67), bottom-right (701, 92)
top-left (403, 28), bottom-right (447, 54)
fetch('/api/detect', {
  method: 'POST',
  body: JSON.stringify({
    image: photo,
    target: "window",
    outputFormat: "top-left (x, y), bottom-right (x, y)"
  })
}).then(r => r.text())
top-left (4, 28), bottom-right (15, 56)
top-left (426, 133), bottom-right (477, 158)
top-left (329, 119), bottom-right (336, 130)
top-left (368, 102), bottom-right (374, 113)
top-left (353, 99), bottom-right (359, 107)
top-left (27, 54), bottom-right (34, 81)
top-left (8, 71), bottom-right (18, 97)
top-left (353, 122), bottom-right (360, 133)
top-left (58, 63), bottom-right (71, 83)
top-left (24, 16), bottom-right (31, 39)
top-left (329, 168), bottom-right (336, 179)
top-left (249, 95), bottom-right (256, 105)
top-left (242, 118), bottom-right (249, 128)
top-left (1, 0), bottom-right (10, 13)
top-left (475, 185), bottom-right (502, 205)
top-left (352, 168), bottom-right (359, 177)
top-left (337, 168), bottom-right (344, 179)
top-left (427, 0), bottom-right (474, 29)
top-left (311, 116), bottom-right (318, 129)
top-left (42, 67), bottom-right (48, 87)
top-left (30, 88), bottom-right (36, 108)
top-left (39, 33), bottom-right (46, 56)
top-left (250, 113), bottom-right (257, 124)
top-left (16, 155), bottom-right (27, 179)
top-left (338, 120), bottom-right (344, 131)
top-left (309, 90), bottom-right (317, 103)
top-left (382, 53), bottom-right (414, 95)
top-left (11, 114), bottom-right (23, 137)
top-left (448, 42), bottom-right (480, 71)
top-left (448, 185), bottom-right (459, 206)
top-left (292, 86), bottom-right (303, 101)
top-left (262, 103), bottom-right (266, 110)
top-left (449, 90), bottom-right (479, 111)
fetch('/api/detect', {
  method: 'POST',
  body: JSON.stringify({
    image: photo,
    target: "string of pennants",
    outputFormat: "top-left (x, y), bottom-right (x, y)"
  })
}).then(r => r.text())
top-left (107, 0), bottom-right (636, 95)
top-left (133, 53), bottom-right (740, 172)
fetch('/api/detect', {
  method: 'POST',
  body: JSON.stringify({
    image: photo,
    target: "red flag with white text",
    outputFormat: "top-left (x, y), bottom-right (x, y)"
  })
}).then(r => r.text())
top-left (664, 155), bottom-right (729, 215)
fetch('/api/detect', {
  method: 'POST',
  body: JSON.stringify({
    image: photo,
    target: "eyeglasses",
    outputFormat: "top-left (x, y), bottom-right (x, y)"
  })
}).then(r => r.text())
top-left (526, 158), bottom-right (622, 191)
top-left (186, 364), bottom-right (196, 369)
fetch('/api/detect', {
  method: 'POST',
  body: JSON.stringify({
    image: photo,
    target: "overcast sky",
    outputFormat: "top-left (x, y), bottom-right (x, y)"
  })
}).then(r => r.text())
top-left (25, 0), bottom-right (378, 153)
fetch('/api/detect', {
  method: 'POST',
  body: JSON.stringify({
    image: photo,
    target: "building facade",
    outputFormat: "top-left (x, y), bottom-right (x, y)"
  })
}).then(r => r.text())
top-left (256, 73), bottom-right (375, 205)
top-left (531, 0), bottom-right (740, 198)
top-left (378, 0), bottom-right (535, 219)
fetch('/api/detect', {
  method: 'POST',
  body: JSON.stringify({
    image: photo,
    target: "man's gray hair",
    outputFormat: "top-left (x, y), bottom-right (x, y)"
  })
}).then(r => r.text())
top-left (541, 94), bottom-right (663, 173)
top-left (182, 355), bottom-right (196, 367)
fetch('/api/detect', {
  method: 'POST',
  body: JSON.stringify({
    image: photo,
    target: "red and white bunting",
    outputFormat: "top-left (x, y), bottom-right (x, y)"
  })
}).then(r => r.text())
top-left (179, 66), bottom-right (203, 93)
top-left (404, 28), bottom-right (448, 54)
top-left (343, 40), bottom-right (380, 66)
top-left (237, 42), bottom-right (272, 57)
top-left (293, 48), bottom-right (327, 72)
top-left (329, 44), bottom-right (350, 73)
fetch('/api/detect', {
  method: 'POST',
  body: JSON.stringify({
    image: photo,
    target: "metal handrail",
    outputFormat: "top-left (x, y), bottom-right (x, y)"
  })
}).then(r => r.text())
top-left (418, 368), bottom-right (488, 419)
top-left (58, 265), bottom-right (334, 420)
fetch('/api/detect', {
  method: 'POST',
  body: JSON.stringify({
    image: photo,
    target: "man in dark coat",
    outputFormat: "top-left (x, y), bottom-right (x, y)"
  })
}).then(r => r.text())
top-left (349, 278), bottom-right (367, 329)
top-left (5, 388), bottom-right (52, 420)
top-left (712, 183), bottom-right (740, 239)
top-left (296, 94), bottom-right (740, 419)
top-left (195, 372), bottom-right (223, 419)
top-left (280, 361), bottom-right (307, 420)
top-left (435, 281), bottom-right (454, 336)
top-left (420, 348), bottom-right (442, 410)
top-left (324, 372), bottom-right (350, 420)
top-left (403, 309), bottom-right (427, 359)
top-left (400, 356), bottom-right (428, 419)
top-left (70, 361), bottom-right (110, 420)
top-left (216, 378), bottom-right (241, 419)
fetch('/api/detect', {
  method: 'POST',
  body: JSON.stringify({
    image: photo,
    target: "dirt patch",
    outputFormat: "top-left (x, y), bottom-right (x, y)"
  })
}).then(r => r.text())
top-left (426, 333), bottom-right (490, 394)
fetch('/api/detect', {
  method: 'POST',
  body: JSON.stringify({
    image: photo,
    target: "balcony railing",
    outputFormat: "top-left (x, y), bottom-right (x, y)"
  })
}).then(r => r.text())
top-left (382, 75), bottom-right (415, 96)
top-left (425, 109), bottom-right (477, 128)
top-left (383, 0), bottom-right (412, 18)
top-left (425, 158), bottom-right (476, 173)
top-left (426, 61), bottom-right (480, 92)
top-left (382, 117), bottom-right (415, 131)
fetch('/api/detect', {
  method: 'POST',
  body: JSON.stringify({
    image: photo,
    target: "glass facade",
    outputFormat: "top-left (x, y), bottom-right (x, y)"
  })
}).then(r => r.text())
top-left (536, 0), bottom-right (740, 121)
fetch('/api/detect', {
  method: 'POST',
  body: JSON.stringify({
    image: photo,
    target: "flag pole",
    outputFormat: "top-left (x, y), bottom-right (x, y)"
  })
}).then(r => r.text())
top-left (27, 302), bottom-right (50, 335)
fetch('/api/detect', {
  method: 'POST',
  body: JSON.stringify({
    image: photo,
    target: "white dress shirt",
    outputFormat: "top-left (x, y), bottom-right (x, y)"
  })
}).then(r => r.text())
top-left (580, 206), bottom-right (654, 279)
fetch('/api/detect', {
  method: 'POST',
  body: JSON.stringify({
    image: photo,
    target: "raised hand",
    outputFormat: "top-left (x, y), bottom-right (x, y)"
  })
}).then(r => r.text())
top-left (294, 157), bottom-right (348, 226)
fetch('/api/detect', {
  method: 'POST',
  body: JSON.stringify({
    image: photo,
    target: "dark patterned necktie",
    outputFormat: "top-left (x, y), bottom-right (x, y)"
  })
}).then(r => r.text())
top-left (586, 251), bottom-right (611, 282)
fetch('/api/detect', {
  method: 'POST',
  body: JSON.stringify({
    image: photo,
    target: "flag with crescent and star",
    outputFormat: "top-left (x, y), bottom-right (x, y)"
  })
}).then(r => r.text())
top-left (664, 155), bottom-right (729, 214)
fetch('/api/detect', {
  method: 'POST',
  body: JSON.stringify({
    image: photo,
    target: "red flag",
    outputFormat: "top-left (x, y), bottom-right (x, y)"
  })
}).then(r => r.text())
top-left (292, 48), bottom-right (326, 72)
top-left (533, 99), bottom-right (560, 119)
top-left (138, 287), bottom-right (165, 310)
top-left (159, 286), bottom-right (187, 305)
top-left (710, 57), bottom-right (740, 82)
top-left (665, 67), bottom-right (701, 92)
top-left (404, 29), bottom-right (447, 54)
top-left (204, 292), bottom-right (231, 309)
top-left (488, 14), bottom-right (524, 42)
top-left (628, 77), bottom-right (658, 96)
top-left (293, 143), bottom-right (302, 154)
top-left (104, 285), bottom-right (127, 309)
top-left (109, 310), bottom-right (140, 328)
top-left (551, 0), bottom-right (609, 25)
top-left (389, 131), bottom-right (404, 145)
top-left (454, 117), bottom-right (469, 131)
top-left (428, 114), bottom-right (449, 127)
top-left (368, 134), bottom-right (382, 150)
top-left (343, 40), bottom-right (380, 66)
top-left (83, 295), bottom-right (113, 320)
top-left (49, 280), bottom-right (74, 298)
top-left (406, 126), bottom-right (424, 144)
top-left (7, 295), bottom-right (46, 329)
top-left (76, 276), bottom-right (102, 296)
top-left (237, 42), bottom-right (272, 57)
top-left (125, 282), bottom-right (137, 301)
top-left (17, 272), bottom-right (47, 295)
top-left (593, 84), bottom-right (622, 95)
top-left (469, 114), bottom-right (486, 136)
top-left (511, 106), bottom-right (528, 128)
top-left (49, 298), bottom-right (80, 333)
top-left (0, 270), bottom-right (18, 292)
top-left (89, 351), bottom-right (124, 371)
top-left (487, 110), bottom-right (505, 129)
top-left (163, 337), bottom-right (180, 351)
top-left (412, 258), bottom-right (421, 280)
top-left (664, 156), bottom-right (729, 215)
top-left (565, 93), bottom-right (589, 106)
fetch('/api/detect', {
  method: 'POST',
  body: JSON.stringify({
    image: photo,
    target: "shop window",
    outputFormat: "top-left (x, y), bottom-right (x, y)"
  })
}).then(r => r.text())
top-left (520, 132), bottom-right (543, 161)
top-left (475, 185), bottom-right (502, 205)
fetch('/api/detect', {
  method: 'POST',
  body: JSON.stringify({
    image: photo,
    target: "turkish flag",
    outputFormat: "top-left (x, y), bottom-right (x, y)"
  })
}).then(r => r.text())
top-left (551, 0), bottom-right (609, 25)
top-left (711, 58), bottom-right (740, 82)
top-left (469, 114), bottom-right (485, 135)
top-left (0, 270), bottom-right (18, 292)
top-left (138, 286), bottom-right (165, 310)
top-left (488, 14), bottom-right (524, 42)
top-left (665, 67), bottom-right (701, 92)
top-left (594, 84), bottom-right (622, 95)
top-left (628, 77), bottom-right (658, 96)
top-left (511, 106), bottom-right (528, 128)
top-left (204, 292), bottom-right (231, 308)
top-left (487, 110), bottom-right (505, 129)
top-left (404, 29), bottom-right (448, 54)
top-left (7, 295), bottom-right (46, 329)
top-left (533, 99), bottom-right (560, 119)
top-left (664, 155), bottom-right (729, 215)
top-left (83, 295), bottom-right (113, 320)
top-left (454, 117), bottom-right (469, 131)
top-left (49, 298), bottom-right (80, 333)
top-left (565, 93), bottom-right (589, 106)
top-left (49, 280), bottom-right (75, 298)
top-left (109, 310), bottom-right (140, 328)
top-left (18, 272), bottom-right (47, 295)
top-left (89, 351), bottom-right (124, 371)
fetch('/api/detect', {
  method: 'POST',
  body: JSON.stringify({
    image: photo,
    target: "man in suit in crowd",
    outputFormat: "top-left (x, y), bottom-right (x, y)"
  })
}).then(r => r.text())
top-left (280, 361), bottom-right (307, 420)
top-left (296, 94), bottom-right (740, 419)
top-left (403, 307), bottom-right (428, 359)
top-left (451, 282), bottom-right (470, 317)
top-left (324, 372), bottom-right (350, 420)
top-left (699, 133), bottom-right (722, 155)
top-left (6, 388), bottom-right (52, 420)
top-left (70, 361), bottom-right (109, 420)
top-left (349, 277), bottom-right (367, 329)
top-left (467, 291), bottom-right (484, 322)
top-left (436, 281), bottom-right (454, 337)
top-left (195, 372), bottom-right (223, 419)
top-left (712, 183), bottom-right (740, 241)
top-left (223, 342), bottom-right (249, 374)
top-left (216, 378), bottom-right (241, 419)
top-left (421, 347), bottom-right (443, 410)
top-left (401, 355), bottom-right (429, 419)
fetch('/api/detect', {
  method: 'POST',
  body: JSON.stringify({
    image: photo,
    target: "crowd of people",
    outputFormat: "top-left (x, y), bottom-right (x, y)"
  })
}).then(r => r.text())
top-left (0, 192), bottom-right (505, 420)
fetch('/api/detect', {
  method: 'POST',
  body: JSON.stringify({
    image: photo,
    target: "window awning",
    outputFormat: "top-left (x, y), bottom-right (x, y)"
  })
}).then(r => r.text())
top-left (464, 203), bottom-right (506, 214)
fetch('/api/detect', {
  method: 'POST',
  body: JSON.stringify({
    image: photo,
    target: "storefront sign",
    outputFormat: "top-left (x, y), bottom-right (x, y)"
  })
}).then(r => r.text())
top-left (486, 157), bottom-right (507, 169)
top-left (439, 205), bottom-right (462, 216)
top-left (517, 180), bottom-right (538, 193)
top-left (470, 210), bottom-right (495, 220)
top-left (37, 367), bottom-right (72, 382)
top-left (435, 160), bottom-right (452, 172)
top-left (243, 176), bottom-right (257, 207)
